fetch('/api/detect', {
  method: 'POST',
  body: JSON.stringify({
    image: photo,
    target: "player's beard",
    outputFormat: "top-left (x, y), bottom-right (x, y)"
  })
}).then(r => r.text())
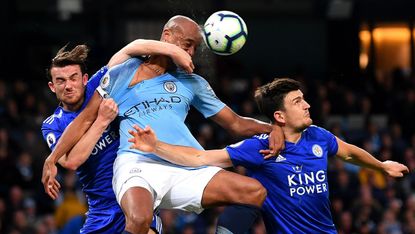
top-left (60, 92), bottom-right (84, 110)
top-left (295, 118), bottom-right (313, 132)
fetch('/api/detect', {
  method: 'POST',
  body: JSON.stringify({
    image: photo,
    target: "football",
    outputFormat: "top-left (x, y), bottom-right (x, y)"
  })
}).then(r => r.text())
top-left (203, 10), bottom-right (248, 55)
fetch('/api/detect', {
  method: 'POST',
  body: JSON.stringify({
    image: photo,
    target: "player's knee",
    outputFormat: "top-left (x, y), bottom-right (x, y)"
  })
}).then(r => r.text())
top-left (125, 212), bottom-right (152, 233)
top-left (245, 179), bottom-right (267, 206)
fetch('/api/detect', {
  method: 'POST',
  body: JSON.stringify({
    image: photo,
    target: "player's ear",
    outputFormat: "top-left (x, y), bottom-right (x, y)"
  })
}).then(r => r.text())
top-left (273, 110), bottom-right (285, 124)
top-left (82, 73), bottom-right (88, 85)
top-left (48, 81), bottom-right (56, 93)
top-left (161, 29), bottom-right (172, 42)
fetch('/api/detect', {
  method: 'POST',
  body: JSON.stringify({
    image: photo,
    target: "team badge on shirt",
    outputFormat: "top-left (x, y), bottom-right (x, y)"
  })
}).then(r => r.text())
top-left (312, 144), bottom-right (323, 157)
top-left (100, 73), bottom-right (110, 89)
top-left (163, 81), bottom-right (177, 93)
top-left (46, 133), bottom-right (56, 148)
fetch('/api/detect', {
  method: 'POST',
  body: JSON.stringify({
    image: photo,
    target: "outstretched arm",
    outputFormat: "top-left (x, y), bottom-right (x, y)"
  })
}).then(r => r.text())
top-left (336, 137), bottom-right (409, 177)
top-left (108, 39), bottom-right (194, 73)
top-left (210, 106), bottom-right (284, 156)
top-left (42, 92), bottom-right (102, 199)
top-left (58, 98), bottom-right (118, 170)
top-left (128, 125), bottom-right (233, 168)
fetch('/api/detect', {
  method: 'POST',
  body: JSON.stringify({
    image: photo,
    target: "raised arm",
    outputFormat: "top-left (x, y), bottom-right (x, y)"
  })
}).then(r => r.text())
top-left (128, 125), bottom-right (233, 168)
top-left (210, 106), bottom-right (284, 155)
top-left (336, 137), bottom-right (409, 177)
top-left (58, 98), bottom-right (118, 170)
top-left (108, 39), bottom-right (194, 73)
top-left (42, 92), bottom-right (102, 199)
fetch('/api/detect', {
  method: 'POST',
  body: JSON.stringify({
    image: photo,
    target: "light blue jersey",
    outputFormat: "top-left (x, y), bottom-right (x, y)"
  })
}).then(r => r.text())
top-left (100, 57), bottom-right (225, 165)
top-left (42, 67), bottom-right (162, 234)
top-left (226, 125), bottom-right (339, 234)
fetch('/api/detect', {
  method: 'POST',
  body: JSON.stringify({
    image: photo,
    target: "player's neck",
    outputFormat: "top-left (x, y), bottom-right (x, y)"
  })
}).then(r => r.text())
top-left (131, 56), bottom-right (168, 85)
top-left (62, 98), bottom-right (83, 112)
top-left (283, 128), bottom-right (302, 144)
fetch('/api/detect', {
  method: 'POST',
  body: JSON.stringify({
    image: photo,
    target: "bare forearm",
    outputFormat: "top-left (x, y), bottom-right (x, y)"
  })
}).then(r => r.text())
top-left (152, 142), bottom-right (231, 168)
top-left (153, 141), bottom-right (206, 167)
top-left (59, 119), bottom-right (110, 170)
top-left (212, 107), bottom-right (273, 137)
top-left (231, 116), bottom-right (273, 136)
top-left (108, 39), bottom-right (177, 67)
top-left (48, 94), bottom-right (100, 164)
top-left (339, 143), bottom-right (384, 171)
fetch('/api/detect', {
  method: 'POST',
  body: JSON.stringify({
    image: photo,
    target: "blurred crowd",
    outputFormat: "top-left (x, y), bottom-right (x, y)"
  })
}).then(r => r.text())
top-left (0, 62), bottom-right (414, 234)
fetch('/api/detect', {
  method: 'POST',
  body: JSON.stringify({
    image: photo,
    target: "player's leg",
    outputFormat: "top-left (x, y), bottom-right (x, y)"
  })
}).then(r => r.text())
top-left (113, 155), bottom-right (157, 233)
top-left (159, 167), bottom-right (265, 233)
top-left (201, 170), bottom-right (266, 207)
top-left (202, 170), bottom-right (266, 234)
top-left (159, 167), bottom-right (266, 211)
top-left (121, 210), bottom-right (163, 234)
top-left (121, 186), bottom-right (154, 233)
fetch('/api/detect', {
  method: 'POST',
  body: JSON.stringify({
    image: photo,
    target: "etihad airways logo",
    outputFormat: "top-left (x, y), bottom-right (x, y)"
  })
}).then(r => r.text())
top-left (123, 96), bottom-right (182, 117)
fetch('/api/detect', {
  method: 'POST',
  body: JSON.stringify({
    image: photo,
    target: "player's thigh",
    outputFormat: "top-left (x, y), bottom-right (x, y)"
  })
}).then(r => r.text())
top-left (202, 170), bottom-right (266, 207)
top-left (113, 154), bottom-right (176, 209)
top-left (159, 166), bottom-right (221, 213)
top-left (121, 186), bottom-right (154, 222)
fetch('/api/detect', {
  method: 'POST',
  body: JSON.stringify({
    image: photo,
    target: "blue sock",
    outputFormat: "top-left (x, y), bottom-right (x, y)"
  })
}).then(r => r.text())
top-left (216, 204), bottom-right (261, 234)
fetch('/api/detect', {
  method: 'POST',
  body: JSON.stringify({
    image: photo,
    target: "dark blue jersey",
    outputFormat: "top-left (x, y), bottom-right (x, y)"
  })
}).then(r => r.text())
top-left (42, 67), bottom-right (124, 233)
top-left (226, 125), bottom-right (339, 234)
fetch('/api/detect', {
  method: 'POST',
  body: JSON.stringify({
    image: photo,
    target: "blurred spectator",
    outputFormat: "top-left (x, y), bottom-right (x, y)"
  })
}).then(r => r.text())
top-left (54, 171), bottom-right (87, 230)
top-left (377, 209), bottom-right (402, 234)
top-left (337, 211), bottom-right (354, 234)
top-left (351, 185), bottom-right (383, 226)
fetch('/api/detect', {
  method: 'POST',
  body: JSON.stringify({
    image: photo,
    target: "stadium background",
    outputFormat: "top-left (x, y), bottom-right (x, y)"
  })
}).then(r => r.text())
top-left (1, 0), bottom-right (415, 233)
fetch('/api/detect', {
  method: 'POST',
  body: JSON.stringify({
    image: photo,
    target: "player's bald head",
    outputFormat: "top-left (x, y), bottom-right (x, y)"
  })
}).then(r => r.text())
top-left (160, 15), bottom-right (203, 57)
top-left (162, 15), bottom-right (201, 39)
top-left (164, 15), bottom-right (199, 32)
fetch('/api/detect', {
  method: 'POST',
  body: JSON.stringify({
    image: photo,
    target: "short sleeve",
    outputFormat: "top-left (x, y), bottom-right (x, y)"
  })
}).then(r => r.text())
top-left (226, 137), bottom-right (266, 169)
top-left (99, 58), bottom-right (142, 101)
top-left (191, 75), bottom-right (226, 118)
top-left (313, 126), bottom-right (338, 157)
top-left (41, 121), bottom-right (63, 151)
top-left (88, 66), bottom-right (108, 90)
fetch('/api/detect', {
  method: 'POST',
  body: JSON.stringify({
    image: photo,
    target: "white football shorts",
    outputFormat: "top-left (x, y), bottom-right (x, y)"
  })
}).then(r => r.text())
top-left (113, 153), bottom-right (222, 214)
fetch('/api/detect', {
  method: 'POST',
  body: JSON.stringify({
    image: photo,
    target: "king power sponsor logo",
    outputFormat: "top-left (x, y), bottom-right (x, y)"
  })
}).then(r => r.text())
top-left (287, 170), bottom-right (328, 196)
top-left (90, 128), bottom-right (119, 155)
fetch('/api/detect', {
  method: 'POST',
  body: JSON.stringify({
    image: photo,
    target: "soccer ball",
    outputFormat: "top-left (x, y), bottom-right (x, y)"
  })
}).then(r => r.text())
top-left (203, 10), bottom-right (248, 56)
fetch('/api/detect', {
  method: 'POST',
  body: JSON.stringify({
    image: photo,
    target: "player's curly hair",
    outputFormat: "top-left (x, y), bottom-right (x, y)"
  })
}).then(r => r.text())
top-left (46, 44), bottom-right (89, 81)
top-left (254, 78), bottom-right (301, 122)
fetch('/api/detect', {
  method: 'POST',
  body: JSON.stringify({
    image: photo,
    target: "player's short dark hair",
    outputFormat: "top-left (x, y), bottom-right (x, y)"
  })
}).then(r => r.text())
top-left (46, 44), bottom-right (89, 81)
top-left (254, 78), bottom-right (301, 122)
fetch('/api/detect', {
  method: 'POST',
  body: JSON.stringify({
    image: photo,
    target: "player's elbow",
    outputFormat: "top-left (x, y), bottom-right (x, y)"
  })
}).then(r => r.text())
top-left (61, 159), bottom-right (81, 171)
top-left (65, 163), bottom-right (79, 171)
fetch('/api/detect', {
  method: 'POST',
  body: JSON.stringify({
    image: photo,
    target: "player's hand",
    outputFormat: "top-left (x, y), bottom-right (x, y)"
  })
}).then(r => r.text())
top-left (169, 44), bottom-right (194, 74)
top-left (41, 157), bottom-right (61, 200)
top-left (96, 98), bottom-right (118, 125)
top-left (264, 125), bottom-right (285, 159)
top-left (382, 160), bottom-right (409, 177)
top-left (128, 125), bottom-right (158, 153)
